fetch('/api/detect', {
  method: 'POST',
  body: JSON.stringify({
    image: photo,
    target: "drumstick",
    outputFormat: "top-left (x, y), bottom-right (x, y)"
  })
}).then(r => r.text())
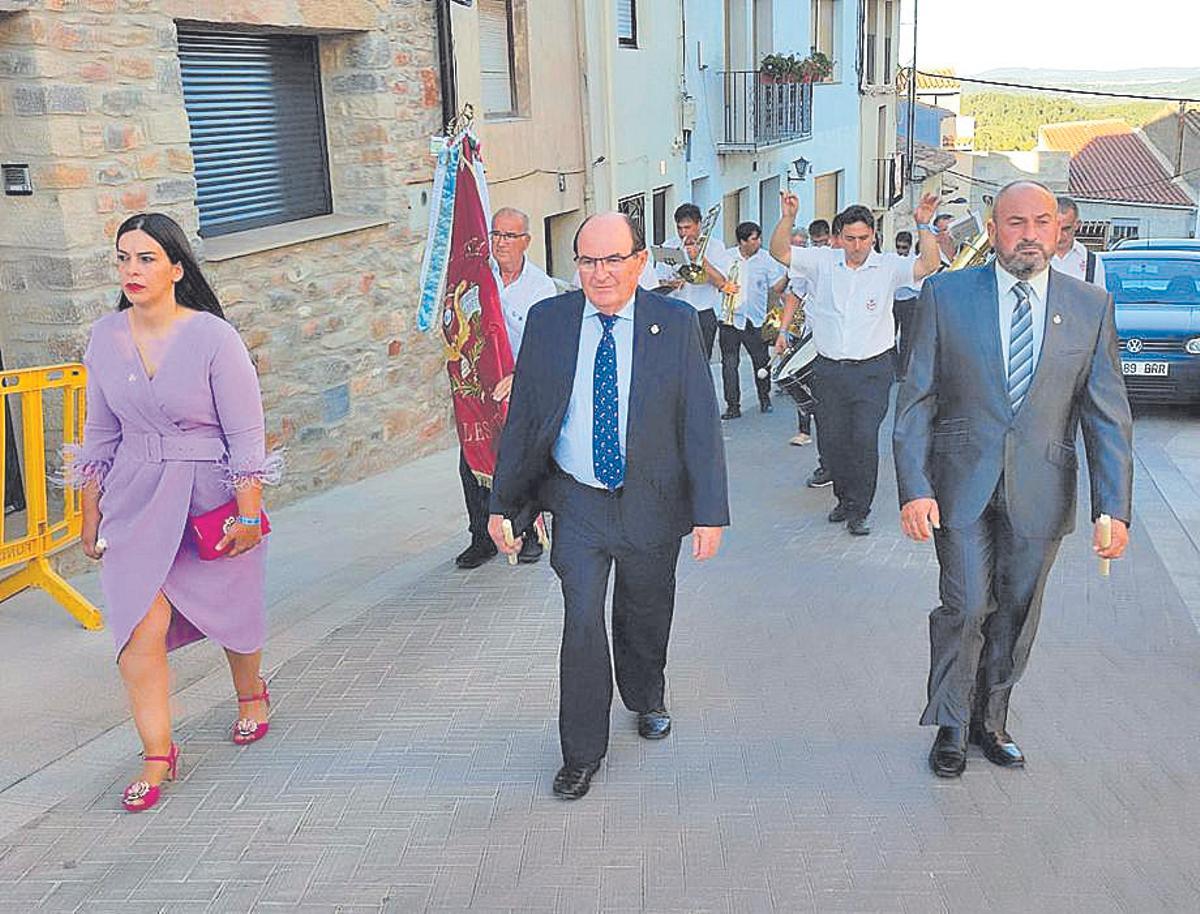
top-left (1098, 514), bottom-right (1112, 577)
top-left (501, 519), bottom-right (518, 566)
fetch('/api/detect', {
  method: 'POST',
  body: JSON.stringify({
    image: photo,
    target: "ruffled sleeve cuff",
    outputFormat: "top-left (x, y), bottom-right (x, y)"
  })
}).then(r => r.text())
top-left (55, 443), bottom-right (112, 491)
top-left (222, 449), bottom-right (285, 491)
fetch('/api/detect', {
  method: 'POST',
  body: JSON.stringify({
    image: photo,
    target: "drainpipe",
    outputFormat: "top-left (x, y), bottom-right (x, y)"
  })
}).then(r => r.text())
top-left (434, 0), bottom-right (458, 129)
top-left (574, 0), bottom-right (597, 215)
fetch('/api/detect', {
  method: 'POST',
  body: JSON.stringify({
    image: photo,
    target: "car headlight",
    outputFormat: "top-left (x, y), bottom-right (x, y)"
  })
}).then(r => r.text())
top-left (1188, 338), bottom-right (1200, 355)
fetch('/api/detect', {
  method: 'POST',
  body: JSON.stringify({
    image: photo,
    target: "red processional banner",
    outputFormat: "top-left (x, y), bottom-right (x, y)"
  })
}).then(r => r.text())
top-left (418, 131), bottom-right (513, 485)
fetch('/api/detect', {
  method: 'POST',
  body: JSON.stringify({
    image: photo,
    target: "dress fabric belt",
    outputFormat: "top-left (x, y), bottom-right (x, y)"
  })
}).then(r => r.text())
top-left (119, 432), bottom-right (227, 463)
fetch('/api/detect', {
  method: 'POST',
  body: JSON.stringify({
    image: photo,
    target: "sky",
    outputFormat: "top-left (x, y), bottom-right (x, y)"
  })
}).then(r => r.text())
top-left (901, 0), bottom-right (1200, 74)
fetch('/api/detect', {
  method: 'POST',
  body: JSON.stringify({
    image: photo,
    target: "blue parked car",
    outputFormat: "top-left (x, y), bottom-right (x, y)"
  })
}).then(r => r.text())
top-left (1100, 251), bottom-right (1200, 404)
top-left (1109, 237), bottom-right (1200, 252)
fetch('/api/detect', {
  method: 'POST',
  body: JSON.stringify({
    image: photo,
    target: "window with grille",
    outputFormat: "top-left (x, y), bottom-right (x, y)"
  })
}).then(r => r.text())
top-left (177, 28), bottom-right (332, 238)
top-left (618, 193), bottom-right (646, 246)
top-left (617, 0), bottom-right (638, 48)
top-left (479, 0), bottom-right (517, 116)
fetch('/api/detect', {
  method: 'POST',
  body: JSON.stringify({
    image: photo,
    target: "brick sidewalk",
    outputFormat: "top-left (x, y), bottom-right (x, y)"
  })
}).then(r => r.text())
top-left (1, 387), bottom-right (1198, 913)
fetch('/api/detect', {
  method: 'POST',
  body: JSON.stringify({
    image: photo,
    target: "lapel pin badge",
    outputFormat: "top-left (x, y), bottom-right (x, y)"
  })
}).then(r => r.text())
top-left (1052, 314), bottom-right (1063, 325)
top-left (650, 324), bottom-right (660, 335)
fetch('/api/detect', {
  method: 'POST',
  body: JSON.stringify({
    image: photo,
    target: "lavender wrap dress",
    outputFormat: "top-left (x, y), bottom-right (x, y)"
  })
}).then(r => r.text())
top-left (66, 310), bottom-right (279, 657)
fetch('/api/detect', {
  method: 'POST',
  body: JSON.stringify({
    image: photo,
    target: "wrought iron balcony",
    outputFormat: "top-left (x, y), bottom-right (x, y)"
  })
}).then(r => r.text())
top-left (717, 71), bottom-right (814, 152)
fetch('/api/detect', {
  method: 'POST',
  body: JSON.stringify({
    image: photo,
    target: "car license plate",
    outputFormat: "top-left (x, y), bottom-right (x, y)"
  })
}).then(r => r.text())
top-left (1121, 361), bottom-right (1169, 376)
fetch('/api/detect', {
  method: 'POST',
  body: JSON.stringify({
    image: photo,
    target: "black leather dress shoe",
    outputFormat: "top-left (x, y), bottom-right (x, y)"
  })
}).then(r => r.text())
top-left (721, 407), bottom-right (742, 420)
top-left (636, 709), bottom-right (671, 739)
top-left (847, 517), bottom-right (872, 536)
top-left (455, 540), bottom-right (497, 569)
top-left (517, 534), bottom-right (543, 564)
top-left (929, 725), bottom-right (968, 777)
top-left (552, 761), bottom-right (600, 799)
top-left (827, 504), bottom-right (849, 523)
top-left (970, 728), bottom-right (1025, 767)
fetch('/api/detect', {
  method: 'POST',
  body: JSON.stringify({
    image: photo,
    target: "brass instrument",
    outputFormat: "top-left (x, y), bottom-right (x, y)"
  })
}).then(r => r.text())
top-left (678, 203), bottom-right (721, 284)
top-left (948, 226), bottom-right (991, 269)
top-left (721, 258), bottom-right (742, 324)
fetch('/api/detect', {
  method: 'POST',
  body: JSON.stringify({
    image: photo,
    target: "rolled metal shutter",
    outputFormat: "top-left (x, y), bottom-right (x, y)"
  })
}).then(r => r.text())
top-left (178, 29), bottom-right (333, 237)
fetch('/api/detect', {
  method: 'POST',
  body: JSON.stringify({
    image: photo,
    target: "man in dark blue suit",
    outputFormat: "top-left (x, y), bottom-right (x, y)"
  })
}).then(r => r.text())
top-left (489, 212), bottom-right (730, 800)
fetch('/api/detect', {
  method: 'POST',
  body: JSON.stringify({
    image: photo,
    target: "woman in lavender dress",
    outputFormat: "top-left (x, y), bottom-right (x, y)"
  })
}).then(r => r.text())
top-left (66, 213), bottom-right (280, 812)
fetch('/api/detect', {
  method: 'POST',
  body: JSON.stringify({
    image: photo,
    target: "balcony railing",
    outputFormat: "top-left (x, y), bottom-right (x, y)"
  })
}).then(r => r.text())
top-left (718, 71), bottom-right (814, 151)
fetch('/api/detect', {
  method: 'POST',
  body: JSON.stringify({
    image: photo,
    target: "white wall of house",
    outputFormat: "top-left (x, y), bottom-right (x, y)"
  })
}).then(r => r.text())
top-left (1076, 200), bottom-right (1197, 242)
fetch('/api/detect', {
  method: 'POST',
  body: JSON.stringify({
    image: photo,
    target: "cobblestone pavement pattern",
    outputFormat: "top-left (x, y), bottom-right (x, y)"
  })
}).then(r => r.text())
top-left (1, 380), bottom-right (1198, 913)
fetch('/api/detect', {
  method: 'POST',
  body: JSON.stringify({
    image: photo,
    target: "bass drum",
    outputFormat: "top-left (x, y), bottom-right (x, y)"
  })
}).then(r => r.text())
top-left (772, 328), bottom-right (818, 411)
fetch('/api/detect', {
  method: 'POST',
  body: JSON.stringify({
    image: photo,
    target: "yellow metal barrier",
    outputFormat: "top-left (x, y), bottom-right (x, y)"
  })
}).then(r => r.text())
top-left (0, 363), bottom-right (103, 630)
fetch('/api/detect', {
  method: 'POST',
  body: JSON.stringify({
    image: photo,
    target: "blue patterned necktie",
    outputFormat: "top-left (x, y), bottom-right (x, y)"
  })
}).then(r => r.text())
top-left (1007, 281), bottom-right (1035, 412)
top-left (592, 314), bottom-right (625, 489)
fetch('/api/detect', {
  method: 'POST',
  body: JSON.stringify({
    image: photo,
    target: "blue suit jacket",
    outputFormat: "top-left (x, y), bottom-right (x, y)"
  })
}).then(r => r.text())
top-left (490, 288), bottom-right (730, 546)
top-left (893, 264), bottom-right (1133, 538)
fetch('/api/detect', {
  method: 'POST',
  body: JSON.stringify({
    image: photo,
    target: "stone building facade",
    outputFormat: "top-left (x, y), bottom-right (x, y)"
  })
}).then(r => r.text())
top-left (0, 0), bottom-right (450, 504)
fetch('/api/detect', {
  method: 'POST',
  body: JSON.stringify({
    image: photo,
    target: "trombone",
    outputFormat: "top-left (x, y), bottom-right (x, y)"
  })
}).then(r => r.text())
top-left (678, 203), bottom-right (722, 284)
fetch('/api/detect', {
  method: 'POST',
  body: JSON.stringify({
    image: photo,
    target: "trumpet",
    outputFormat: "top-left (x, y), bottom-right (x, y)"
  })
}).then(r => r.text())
top-left (678, 203), bottom-right (721, 284)
top-left (721, 258), bottom-right (742, 324)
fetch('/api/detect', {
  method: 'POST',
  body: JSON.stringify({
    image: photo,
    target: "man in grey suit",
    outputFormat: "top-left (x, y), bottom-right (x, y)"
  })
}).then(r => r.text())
top-left (894, 180), bottom-right (1133, 778)
top-left (489, 212), bottom-right (730, 800)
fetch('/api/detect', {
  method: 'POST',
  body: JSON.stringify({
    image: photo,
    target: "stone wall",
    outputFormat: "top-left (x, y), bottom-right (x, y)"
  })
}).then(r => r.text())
top-left (0, 0), bottom-right (452, 505)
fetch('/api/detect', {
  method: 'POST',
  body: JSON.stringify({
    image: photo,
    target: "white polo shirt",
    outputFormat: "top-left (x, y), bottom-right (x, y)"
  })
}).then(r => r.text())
top-left (787, 246), bottom-right (918, 360)
top-left (1051, 240), bottom-right (1107, 289)
top-left (658, 235), bottom-right (734, 312)
top-left (723, 246), bottom-right (786, 328)
top-left (491, 256), bottom-right (558, 361)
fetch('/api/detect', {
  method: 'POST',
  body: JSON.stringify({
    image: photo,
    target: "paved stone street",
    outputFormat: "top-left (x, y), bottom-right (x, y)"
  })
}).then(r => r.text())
top-left (1, 373), bottom-right (1199, 913)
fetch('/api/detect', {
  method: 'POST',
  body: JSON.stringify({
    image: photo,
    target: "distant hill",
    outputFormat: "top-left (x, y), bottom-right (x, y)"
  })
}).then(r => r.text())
top-left (967, 67), bottom-right (1200, 99)
top-left (961, 92), bottom-right (1172, 152)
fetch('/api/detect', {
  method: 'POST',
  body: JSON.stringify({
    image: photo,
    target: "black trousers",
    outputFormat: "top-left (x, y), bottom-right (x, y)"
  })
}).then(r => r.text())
top-left (923, 480), bottom-right (1061, 731)
top-left (893, 296), bottom-right (918, 380)
top-left (459, 450), bottom-right (491, 542)
top-left (810, 351), bottom-right (894, 520)
top-left (718, 320), bottom-right (771, 409)
top-left (696, 308), bottom-right (718, 362)
top-left (547, 474), bottom-right (683, 766)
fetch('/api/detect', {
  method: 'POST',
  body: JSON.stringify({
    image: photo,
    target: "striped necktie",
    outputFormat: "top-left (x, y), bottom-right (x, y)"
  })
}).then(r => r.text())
top-left (1007, 281), bottom-right (1035, 412)
top-left (592, 314), bottom-right (624, 489)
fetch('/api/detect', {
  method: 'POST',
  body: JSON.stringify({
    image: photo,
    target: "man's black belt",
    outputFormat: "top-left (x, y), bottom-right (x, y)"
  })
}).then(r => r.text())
top-left (814, 347), bottom-right (895, 366)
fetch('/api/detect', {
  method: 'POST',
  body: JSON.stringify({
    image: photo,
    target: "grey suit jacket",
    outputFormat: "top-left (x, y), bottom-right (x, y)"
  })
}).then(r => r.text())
top-left (490, 288), bottom-right (730, 548)
top-left (893, 264), bottom-right (1133, 539)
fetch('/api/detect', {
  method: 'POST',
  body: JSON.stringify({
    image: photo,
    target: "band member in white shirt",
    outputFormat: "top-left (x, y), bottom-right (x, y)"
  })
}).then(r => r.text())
top-left (456, 206), bottom-right (557, 569)
top-left (658, 203), bottom-right (735, 361)
top-left (718, 221), bottom-right (788, 419)
top-left (1050, 196), bottom-right (1107, 288)
top-left (771, 195), bottom-right (942, 536)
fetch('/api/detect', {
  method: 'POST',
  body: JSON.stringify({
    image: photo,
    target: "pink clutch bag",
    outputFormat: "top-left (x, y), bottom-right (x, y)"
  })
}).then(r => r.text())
top-left (189, 499), bottom-right (271, 560)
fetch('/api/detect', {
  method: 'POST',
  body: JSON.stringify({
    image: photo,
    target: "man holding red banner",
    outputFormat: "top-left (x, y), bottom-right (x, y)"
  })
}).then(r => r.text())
top-left (455, 206), bottom-right (557, 568)
top-left (417, 130), bottom-right (546, 570)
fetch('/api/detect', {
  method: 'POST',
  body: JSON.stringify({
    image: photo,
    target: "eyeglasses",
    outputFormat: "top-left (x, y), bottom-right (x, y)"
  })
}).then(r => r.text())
top-left (489, 231), bottom-right (529, 242)
top-left (575, 251), bottom-right (640, 272)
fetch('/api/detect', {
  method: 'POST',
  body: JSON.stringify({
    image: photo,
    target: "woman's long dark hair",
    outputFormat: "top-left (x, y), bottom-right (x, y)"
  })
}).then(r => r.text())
top-left (115, 213), bottom-right (225, 319)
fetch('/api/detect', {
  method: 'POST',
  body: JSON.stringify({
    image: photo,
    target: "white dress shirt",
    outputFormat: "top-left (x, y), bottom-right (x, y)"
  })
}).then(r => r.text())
top-left (1050, 239), bottom-right (1107, 289)
top-left (787, 246), bottom-right (918, 360)
top-left (658, 235), bottom-right (734, 312)
top-left (894, 252), bottom-right (920, 301)
top-left (723, 246), bottom-right (786, 328)
top-left (492, 256), bottom-right (558, 361)
top-left (995, 262), bottom-right (1049, 373)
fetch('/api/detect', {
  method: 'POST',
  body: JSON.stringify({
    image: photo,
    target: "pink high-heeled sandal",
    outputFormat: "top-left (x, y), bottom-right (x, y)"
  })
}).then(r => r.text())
top-left (232, 676), bottom-right (270, 745)
top-left (121, 743), bottom-right (179, 812)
